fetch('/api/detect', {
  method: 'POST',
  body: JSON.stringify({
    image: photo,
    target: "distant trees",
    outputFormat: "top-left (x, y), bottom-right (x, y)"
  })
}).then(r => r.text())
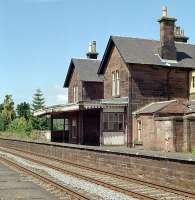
top-left (32, 89), bottom-right (45, 111)
top-left (0, 88), bottom-right (49, 138)
top-left (16, 102), bottom-right (31, 120)
top-left (31, 89), bottom-right (48, 130)
top-left (0, 95), bottom-right (15, 130)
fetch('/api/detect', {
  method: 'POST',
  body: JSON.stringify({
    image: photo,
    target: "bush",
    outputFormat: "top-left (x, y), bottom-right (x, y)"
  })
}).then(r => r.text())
top-left (192, 148), bottom-right (195, 155)
top-left (8, 117), bottom-right (33, 137)
top-left (0, 115), bottom-right (6, 131)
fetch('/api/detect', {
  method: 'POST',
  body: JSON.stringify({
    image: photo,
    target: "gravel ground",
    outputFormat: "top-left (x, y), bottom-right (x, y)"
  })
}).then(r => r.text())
top-left (0, 150), bottom-right (138, 200)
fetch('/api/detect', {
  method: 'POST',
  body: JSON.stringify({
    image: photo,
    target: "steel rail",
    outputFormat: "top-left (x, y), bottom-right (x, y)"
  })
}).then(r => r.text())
top-left (1, 145), bottom-right (195, 199)
top-left (0, 147), bottom-right (190, 200)
top-left (0, 156), bottom-right (91, 200)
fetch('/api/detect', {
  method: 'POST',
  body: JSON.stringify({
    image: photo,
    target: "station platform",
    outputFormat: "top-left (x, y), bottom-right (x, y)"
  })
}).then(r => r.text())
top-left (0, 162), bottom-right (57, 200)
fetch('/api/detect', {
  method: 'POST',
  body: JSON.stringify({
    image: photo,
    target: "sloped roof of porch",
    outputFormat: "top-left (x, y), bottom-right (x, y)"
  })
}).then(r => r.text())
top-left (34, 97), bottom-right (128, 117)
top-left (133, 99), bottom-right (187, 115)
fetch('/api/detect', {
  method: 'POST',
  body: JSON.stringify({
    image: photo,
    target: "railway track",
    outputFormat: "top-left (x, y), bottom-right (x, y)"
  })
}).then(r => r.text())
top-left (0, 156), bottom-right (92, 200)
top-left (0, 146), bottom-right (194, 200)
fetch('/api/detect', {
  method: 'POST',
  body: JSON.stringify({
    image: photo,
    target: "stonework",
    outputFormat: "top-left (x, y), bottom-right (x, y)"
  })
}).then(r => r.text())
top-left (103, 46), bottom-right (129, 99)
top-left (68, 69), bottom-right (83, 103)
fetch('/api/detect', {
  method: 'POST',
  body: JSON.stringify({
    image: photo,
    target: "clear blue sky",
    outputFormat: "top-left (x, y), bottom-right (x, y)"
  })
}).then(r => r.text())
top-left (1, 0), bottom-right (195, 106)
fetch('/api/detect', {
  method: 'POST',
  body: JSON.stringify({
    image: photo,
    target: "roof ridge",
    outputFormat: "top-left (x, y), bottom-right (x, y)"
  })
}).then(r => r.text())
top-left (111, 35), bottom-right (160, 43)
top-left (72, 58), bottom-right (101, 61)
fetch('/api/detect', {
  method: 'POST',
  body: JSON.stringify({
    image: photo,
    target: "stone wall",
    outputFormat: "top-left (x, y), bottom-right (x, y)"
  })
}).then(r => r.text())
top-left (103, 46), bottom-right (129, 99)
top-left (133, 115), bottom-right (187, 152)
top-left (68, 69), bottom-right (83, 103)
top-left (83, 82), bottom-right (103, 101)
top-left (0, 138), bottom-right (194, 194)
top-left (129, 64), bottom-right (189, 112)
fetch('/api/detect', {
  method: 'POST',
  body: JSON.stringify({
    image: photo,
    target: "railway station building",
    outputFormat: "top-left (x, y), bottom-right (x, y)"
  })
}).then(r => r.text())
top-left (34, 6), bottom-right (195, 152)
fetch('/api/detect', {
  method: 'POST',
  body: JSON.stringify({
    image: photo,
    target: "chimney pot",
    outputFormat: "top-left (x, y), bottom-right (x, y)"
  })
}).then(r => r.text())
top-left (162, 5), bottom-right (167, 17)
top-left (88, 42), bottom-right (92, 53)
top-left (86, 40), bottom-right (98, 59)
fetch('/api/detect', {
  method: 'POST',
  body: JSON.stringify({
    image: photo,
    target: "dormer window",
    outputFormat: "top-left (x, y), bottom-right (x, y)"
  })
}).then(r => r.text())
top-left (73, 86), bottom-right (78, 103)
top-left (112, 70), bottom-right (120, 97)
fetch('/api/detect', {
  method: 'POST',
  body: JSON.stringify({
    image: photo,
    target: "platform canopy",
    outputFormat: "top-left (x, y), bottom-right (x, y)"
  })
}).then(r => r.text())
top-left (34, 97), bottom-right (128, 117)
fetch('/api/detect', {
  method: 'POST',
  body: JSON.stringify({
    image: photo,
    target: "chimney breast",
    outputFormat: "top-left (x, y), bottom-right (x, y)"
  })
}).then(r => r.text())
top-left (86, 41), bottom-right (98, 59)
top-left (158, 6), bottom-right (177, 60)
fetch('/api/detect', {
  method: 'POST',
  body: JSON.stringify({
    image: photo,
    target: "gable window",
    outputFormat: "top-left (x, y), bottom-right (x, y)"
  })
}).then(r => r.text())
top-left (116, 70), bottom-right (120, 96)
top-left (103, 112), bottom-right (124, 132)
top-left (73, 86), bottom-right (78, 103)
top-left (112, 72), bottom-right (116, 96)
top-left (112, 70), bottom-right (120, 97)
top-left (193, 76), bottom-right (195, 88)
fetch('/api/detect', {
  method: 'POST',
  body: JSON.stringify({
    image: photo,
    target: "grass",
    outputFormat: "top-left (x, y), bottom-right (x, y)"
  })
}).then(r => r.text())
top-left (192, 148), bottom-right (195, 155)
top-left (0, 130), bottom-right (40, 141)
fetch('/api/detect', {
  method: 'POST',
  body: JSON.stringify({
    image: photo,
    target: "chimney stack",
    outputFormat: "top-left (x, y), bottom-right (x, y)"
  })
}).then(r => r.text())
top-left (86, 41), bottom-right (98, 59)
top-left (158, 6), bottom-right (177, 60)
top-left (174, 26), bottom-right (189, 43)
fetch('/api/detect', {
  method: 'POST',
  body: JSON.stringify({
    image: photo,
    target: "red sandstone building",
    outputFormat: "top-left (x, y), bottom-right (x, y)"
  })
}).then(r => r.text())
top-left (35, 6), bottom-right (195, 152)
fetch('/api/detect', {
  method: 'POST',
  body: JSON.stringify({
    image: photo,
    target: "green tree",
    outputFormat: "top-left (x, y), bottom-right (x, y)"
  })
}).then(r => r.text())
top-left (0, 104), bottom-right (3, 113)
top-left (0, 115), bottom-right (6, 131)
top-left (32, 89), bottom-right (45, 111)
top-left (1, 95), bottom-right (15, 129)
top-left (17, 102), bottom-right (31, 120)
top-left (8, 117), bottom-right (33, 137)
top-left (31, 89), bottom-right (48, 130)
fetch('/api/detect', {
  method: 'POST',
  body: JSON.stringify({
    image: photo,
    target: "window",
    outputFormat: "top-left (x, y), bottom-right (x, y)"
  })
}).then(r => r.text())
top-left (112, 70), bottom-right (120, 96)
top-left (65, 119), bottom-right (69, 131)
top-left (116, 70), bottom-right (120, 96)
top-left (103, 113), bottom-right (124, 132)
top-left (137, 120), bottom-right (142, 142)
top-left (112, 72), bottom-right (116, 96)
top-left (193, 76), bottom-right (195, 88)
top-left (73, 86), bottom-right (78, 103)
top-left (53, 119), bottom-right (64, 131)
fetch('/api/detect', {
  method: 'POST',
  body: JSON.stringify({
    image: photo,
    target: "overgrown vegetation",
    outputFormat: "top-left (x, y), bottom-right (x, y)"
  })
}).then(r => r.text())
top-left (0, 89), bottom-right (49, 139)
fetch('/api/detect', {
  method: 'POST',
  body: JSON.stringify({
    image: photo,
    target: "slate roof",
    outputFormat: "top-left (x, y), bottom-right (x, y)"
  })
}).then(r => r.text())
top-left (64, 58), bottom-right (102, 87)
top-left (98, 36), bottom-right (195, 74)
top-left (133, 100), bottom-right (184, 115)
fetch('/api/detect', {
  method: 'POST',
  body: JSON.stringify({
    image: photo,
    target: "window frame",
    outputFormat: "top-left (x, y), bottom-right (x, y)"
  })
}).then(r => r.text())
top-left (112, 70), bottom-right (120, 97)
top-left (112, 71), bottom-right (116, 97)
top-left (73, 85), bottom-right (78, 103)
top-left (116, 70), bottom-right (120, 96)
top-left (103, 112), bottom-right (124, 132)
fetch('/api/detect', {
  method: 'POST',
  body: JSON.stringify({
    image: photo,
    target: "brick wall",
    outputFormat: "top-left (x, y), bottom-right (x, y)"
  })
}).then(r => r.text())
top-left (103, 46), bottom-right (129, 99)
top-left (83, 82), bottom-right (103, 101)
top-left (68, 69), bottom-right (83, 103)
top-left (129, 64), bottom-right (189, 112)
top-left (0, 138), bottom-right (194, 193)
top-left (133, 116), bottom-right (186, 152)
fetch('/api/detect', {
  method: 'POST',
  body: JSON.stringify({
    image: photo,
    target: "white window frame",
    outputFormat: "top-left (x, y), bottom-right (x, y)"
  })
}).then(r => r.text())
top-left (73, 86), bottom-right (78, 103)
top-left (137, 120), bottom-right (142, 142)
top-left (112, 72), bottom-right (116, 96)
top-left (116, 70), bottom-right (120, 96)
